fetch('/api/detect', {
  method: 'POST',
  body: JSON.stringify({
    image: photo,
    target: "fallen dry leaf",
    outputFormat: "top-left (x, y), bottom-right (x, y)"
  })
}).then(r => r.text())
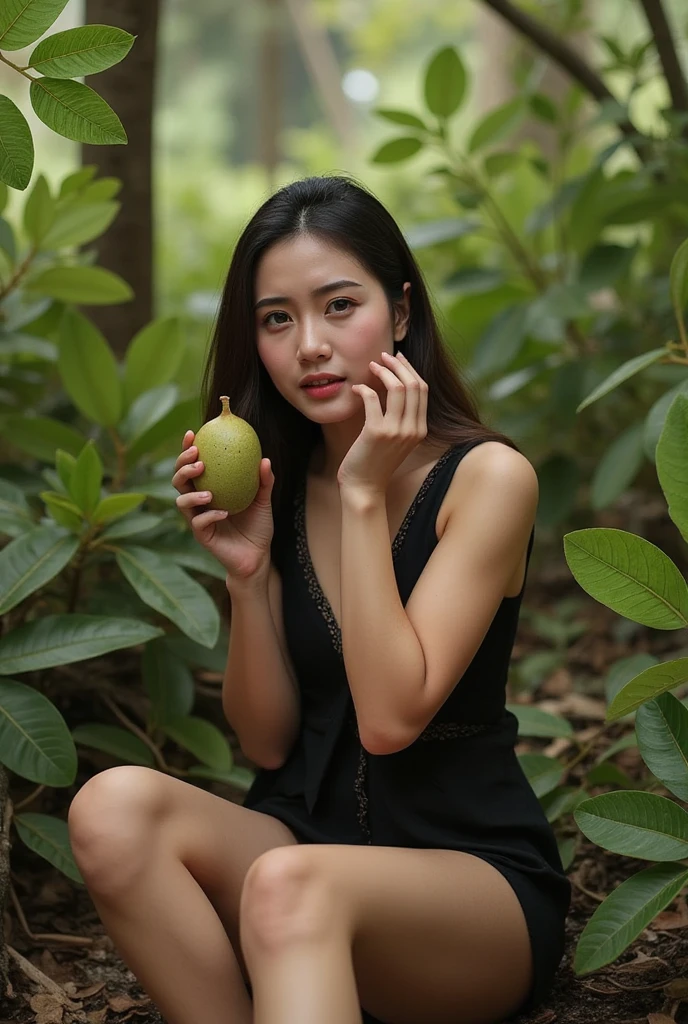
top-left (29, 992), bottom-right (64, 1024)
top-left (647, 1014), bottom-right (677, 1024)
top-left (664, 977), bottom-right (688, 999)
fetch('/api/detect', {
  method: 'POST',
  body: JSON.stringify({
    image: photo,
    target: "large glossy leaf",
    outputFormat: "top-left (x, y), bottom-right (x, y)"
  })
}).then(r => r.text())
top-left (160, 715), bottom-right (232, 771)
top-left (605, 652), bottom-right (658, 722)
top-left (40, 200), bottom-right (119, 251)
top-left (636, 692), bottom-right (688, 801)
top-left (30, 264), bottom-right (132, 305)
top-left (590, 423), bottom-right (645, 511)
top-left (574, 791), bottom-right (688, 860)
top-left (2, 413), bottom-right (86, 462)
top-left (574, 862), bottom-right (688, 975)
top-left (164, 628), bottom-right (229, 674)
top-left (375, 109), bottom-right (428, 131)
top-left (142, 638), bottom-right (196, 727)
top-left (188, 764), bottom-right (254, 790)
top-left (0, 524), bottom-right (79, 615)
top-left (30, 78), bottom-right (127, 145)
top-left (123, 318), bottom-right (184, 407)
top-left (151, 533), bottom-right (227, 582)
top-left (71, 723), bottom-right (156, 767)
top-left (58, 309), bottom-right (122, 426)
top-left (14, 812), bottom-right (84, 883)
top-left (0, 479), bottom-right (30, 519)
top-left (424, 46), bottom-right (467, 118)
top-left (99, 512), bottom-right (162, 540)
top-left (577, 348), bottom-right (667, 412)
top-left (607, 659), bottom-right (688, 720)
top-left (517, 753), bottom-right (565, 797)
top-left (403, 217), bottom-right (477, 250)
top-left (471, 305), bottom-right (530, 379)
top-left (655, 393), bottom-right (688, 543)
top-left (0, 0), bottom-right (69, 50)
top-left (115, 545), bottom-right (220, 648)
top-left (506, 704), bottom-right (573, 738)
top-left (539, 786), bottom-right (587, 823)
top-left (564, 528), bottom-right (688, 629)
top-left (0, 676), bottom-right (76, 786)
top-left (0, 615), bottom-right (163, 674)
top-left (119, 384), bottom-right (179, 443)
top-left (0, 96), bottom-right (33, 189)
top-left (40, 491), bottom-right (83, 533)
top-left (29, 25), bottom-right (135, 78)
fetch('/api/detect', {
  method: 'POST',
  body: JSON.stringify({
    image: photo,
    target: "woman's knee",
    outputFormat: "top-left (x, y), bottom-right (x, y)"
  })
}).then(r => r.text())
top-left (67, 765), bottom-right (167, 889)
top-left (240, 847), bottom-right (337, 956)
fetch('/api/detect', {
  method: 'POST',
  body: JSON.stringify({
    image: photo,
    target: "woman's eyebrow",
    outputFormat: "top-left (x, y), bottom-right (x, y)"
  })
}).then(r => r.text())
top-left (254, 279), bottom-right (363, 311)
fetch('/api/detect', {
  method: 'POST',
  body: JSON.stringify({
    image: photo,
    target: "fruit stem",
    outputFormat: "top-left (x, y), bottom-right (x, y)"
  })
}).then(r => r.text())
top-left (220, 395), bottom-right (231, 415)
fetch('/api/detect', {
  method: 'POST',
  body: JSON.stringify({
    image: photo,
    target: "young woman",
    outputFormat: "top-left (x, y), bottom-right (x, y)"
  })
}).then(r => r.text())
top-left (68, 175), bottom-right (571, 1024)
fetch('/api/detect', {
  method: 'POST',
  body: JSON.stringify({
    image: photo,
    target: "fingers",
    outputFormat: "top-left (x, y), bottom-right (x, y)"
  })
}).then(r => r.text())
top-left (172, 448), bottom-right (204, 493)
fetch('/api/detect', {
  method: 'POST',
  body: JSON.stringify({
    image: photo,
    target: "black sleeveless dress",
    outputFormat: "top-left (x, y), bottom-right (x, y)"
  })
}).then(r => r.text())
top-left (243, 440), bottom-right (571, 1020)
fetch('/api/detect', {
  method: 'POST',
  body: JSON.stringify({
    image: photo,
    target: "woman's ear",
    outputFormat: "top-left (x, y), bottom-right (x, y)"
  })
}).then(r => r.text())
top-left (393, 281), bottom-right (411, 342)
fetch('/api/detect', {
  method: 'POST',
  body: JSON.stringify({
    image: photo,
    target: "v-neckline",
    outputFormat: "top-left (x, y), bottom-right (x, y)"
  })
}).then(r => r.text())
top-left (294, 444), bottom-right (461, 655)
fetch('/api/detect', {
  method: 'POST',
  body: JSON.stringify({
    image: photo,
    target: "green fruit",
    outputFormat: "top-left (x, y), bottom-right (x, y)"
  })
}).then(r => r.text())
top-left (194, 396), bottom-right (262, 514)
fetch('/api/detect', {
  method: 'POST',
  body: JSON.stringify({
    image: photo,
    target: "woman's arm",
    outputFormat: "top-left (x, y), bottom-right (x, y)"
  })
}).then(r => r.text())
top-left (339, 443), bottom-right (538, 756)
top-left (222, 563), bottom-right (300, 770)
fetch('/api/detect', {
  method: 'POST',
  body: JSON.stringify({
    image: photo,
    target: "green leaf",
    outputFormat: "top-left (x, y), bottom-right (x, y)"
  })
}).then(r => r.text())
top-left (0, 512), bottom-right (34, 538)
top-left (125, 396), bottom-right (200, 466)
top-left (539, 786), bottom-right (587, 823)
top-left (14, 812), bottom-right (83, 883)
top-left (71, 723), bottom-right (155, 768)
top-left (164, 628), bottom-right (230, 674)
top-left (23, 173), bottom-right (55, 245)
top-left (644, 379), bottom-right (688, 462)
top-left (375, 108), bottom-right (428, 131)
top-left (40, 200), bottom-right (119, 250)
top-left (471, 305), bottom-right (530, 379)
top-left (574, 862), bottom-right (688, 975)
top-left (0, 614), bottom-right (163, 674)
top-left (0, 215), bottom-right (17, 262)
top-left (655, 393), bottom-right (688, 543)
top-left (607, 659), bottom-right (688, 721)
top-left (28, 264), bottom-right (133, 305)
top-left (371, 137), bottom-right (423, 164)
top-left (30, 78), bottom-right (127, 145)
top-left (68, 440), bottom-right (103, 517)
top-left (585, 763), bottom-right (635, 788)
top-left (142, 638), bottom-right (196, 727)
top-left (115, 545), bottom-right (220, 648)
top-left (40, 491), bottom-right (83, 532)
top-left (119, 384), bottom-right (179, 443)
top-left (0, 0), bottom-right (69, 50)
top-left (590, 423), bottom-right (645, 511)
top-left (595, 731), bottom-right (638, 763)
top-left (424, 46), bottom-right (467, 118)
top-left (517, 753), bottom-right (565, 797)
top-left (574, 791), bottom-right (688, 860)
top-left (635, 692), bottom-right (688, 801)
top-left (123, 318), bottom-right (184, 408)
top-left (92, 493), bottom-right (145, 524)
top-left (153, 540), bottom-right (227, 582)
top-left (404, 217), bottom-right (478, 249)
top-left (2, 414), bottom-right (86, 461)
top-left (0, 96), bottom-right (34, 190)
top-left (669, 237), bottom-right (688, 342)
top-left (528, 92), bottom-right (558, 123)
top-left (58, 309), bottom-right (123, 426)
top-left (506, 704), bottom-right (574, 738)
top-left (0, 478), bottom-right (30, 518)
top-left (58, 165), bottom-right (97, 198)
top-left (99, 512), bottom-right (161, 540)
top-left (536, 454), bottom-right (580, 528)
top-left (482, 151), bottom-right (523, 178)
top-left (605, 653), bottom-right (658, 723)
top-left (0, 524), bottom-right (79, 615)
top-left (55, 448), bottom-right (76, 492)
top-left (468, 99), bottom-right (525, 153)
top-left (577, 348), bottom-right (667, 412)
top-left (29, 25), bottom-right (135, 78)
top-left (0, 675), bottom-right (76, 786)
top-left (80, 176), bottom-right (120, 201)
top-left (564, 528), bottom-right (688, 629)
top-left (161, 715), bottom-right (232, 772)
top-left (579, 243), bottom-right (637, 292)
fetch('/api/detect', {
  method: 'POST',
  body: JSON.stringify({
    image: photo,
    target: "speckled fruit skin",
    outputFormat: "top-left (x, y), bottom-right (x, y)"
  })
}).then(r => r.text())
top-left (193, 396), bottom-right (262, 514)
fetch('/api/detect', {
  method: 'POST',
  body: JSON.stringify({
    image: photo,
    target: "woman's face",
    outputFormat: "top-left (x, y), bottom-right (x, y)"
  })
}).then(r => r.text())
top-left (254, 233), bottom-right (410, 421)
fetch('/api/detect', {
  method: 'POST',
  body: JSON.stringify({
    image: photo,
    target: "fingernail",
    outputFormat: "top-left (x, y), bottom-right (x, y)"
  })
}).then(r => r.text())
top-left (217, 510), bottom-right (229, 517)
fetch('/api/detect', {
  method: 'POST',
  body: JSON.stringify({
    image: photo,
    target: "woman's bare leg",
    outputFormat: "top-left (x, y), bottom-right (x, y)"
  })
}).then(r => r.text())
top-left (67, 765), bottom-right (299, 1024)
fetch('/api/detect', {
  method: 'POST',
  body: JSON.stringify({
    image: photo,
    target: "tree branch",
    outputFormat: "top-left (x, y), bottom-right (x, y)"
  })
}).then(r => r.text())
top-left (637, 0), bottom-right (688, 113)
top-left (476, 0), bottom-right (647, 159)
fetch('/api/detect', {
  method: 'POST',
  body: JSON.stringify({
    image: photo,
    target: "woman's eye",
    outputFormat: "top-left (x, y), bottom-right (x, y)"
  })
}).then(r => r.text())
top-left (263, 311), bottom-right (290, 326)
top-left (263, 298), bottom-right (354, 327)
top-left (329, 298), bottom-right (353, 313)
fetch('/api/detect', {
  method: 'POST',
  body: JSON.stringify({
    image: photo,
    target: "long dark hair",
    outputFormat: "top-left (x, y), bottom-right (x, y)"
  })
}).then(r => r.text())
top-left (201, 174), bottom-right (518, 541)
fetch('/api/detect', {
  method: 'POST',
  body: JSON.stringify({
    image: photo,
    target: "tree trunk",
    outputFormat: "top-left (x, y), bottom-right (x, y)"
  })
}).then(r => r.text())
top-left (81, 0), bottom-right (160, 359)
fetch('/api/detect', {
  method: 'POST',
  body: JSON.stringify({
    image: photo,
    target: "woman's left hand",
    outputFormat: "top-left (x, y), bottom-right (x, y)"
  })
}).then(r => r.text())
top-left (336, 350), bottom-right (429, 495)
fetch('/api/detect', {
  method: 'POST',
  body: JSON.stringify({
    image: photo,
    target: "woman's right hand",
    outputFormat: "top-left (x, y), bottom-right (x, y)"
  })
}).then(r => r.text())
top-left (173, 430), bottom-right (275, 583)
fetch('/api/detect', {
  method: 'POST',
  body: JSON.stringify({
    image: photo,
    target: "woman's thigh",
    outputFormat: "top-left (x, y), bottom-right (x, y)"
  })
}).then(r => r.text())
top-left (248, 843), bottom-right (534, 1024)
top-left (68, 765), bottom-right (299, 977)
